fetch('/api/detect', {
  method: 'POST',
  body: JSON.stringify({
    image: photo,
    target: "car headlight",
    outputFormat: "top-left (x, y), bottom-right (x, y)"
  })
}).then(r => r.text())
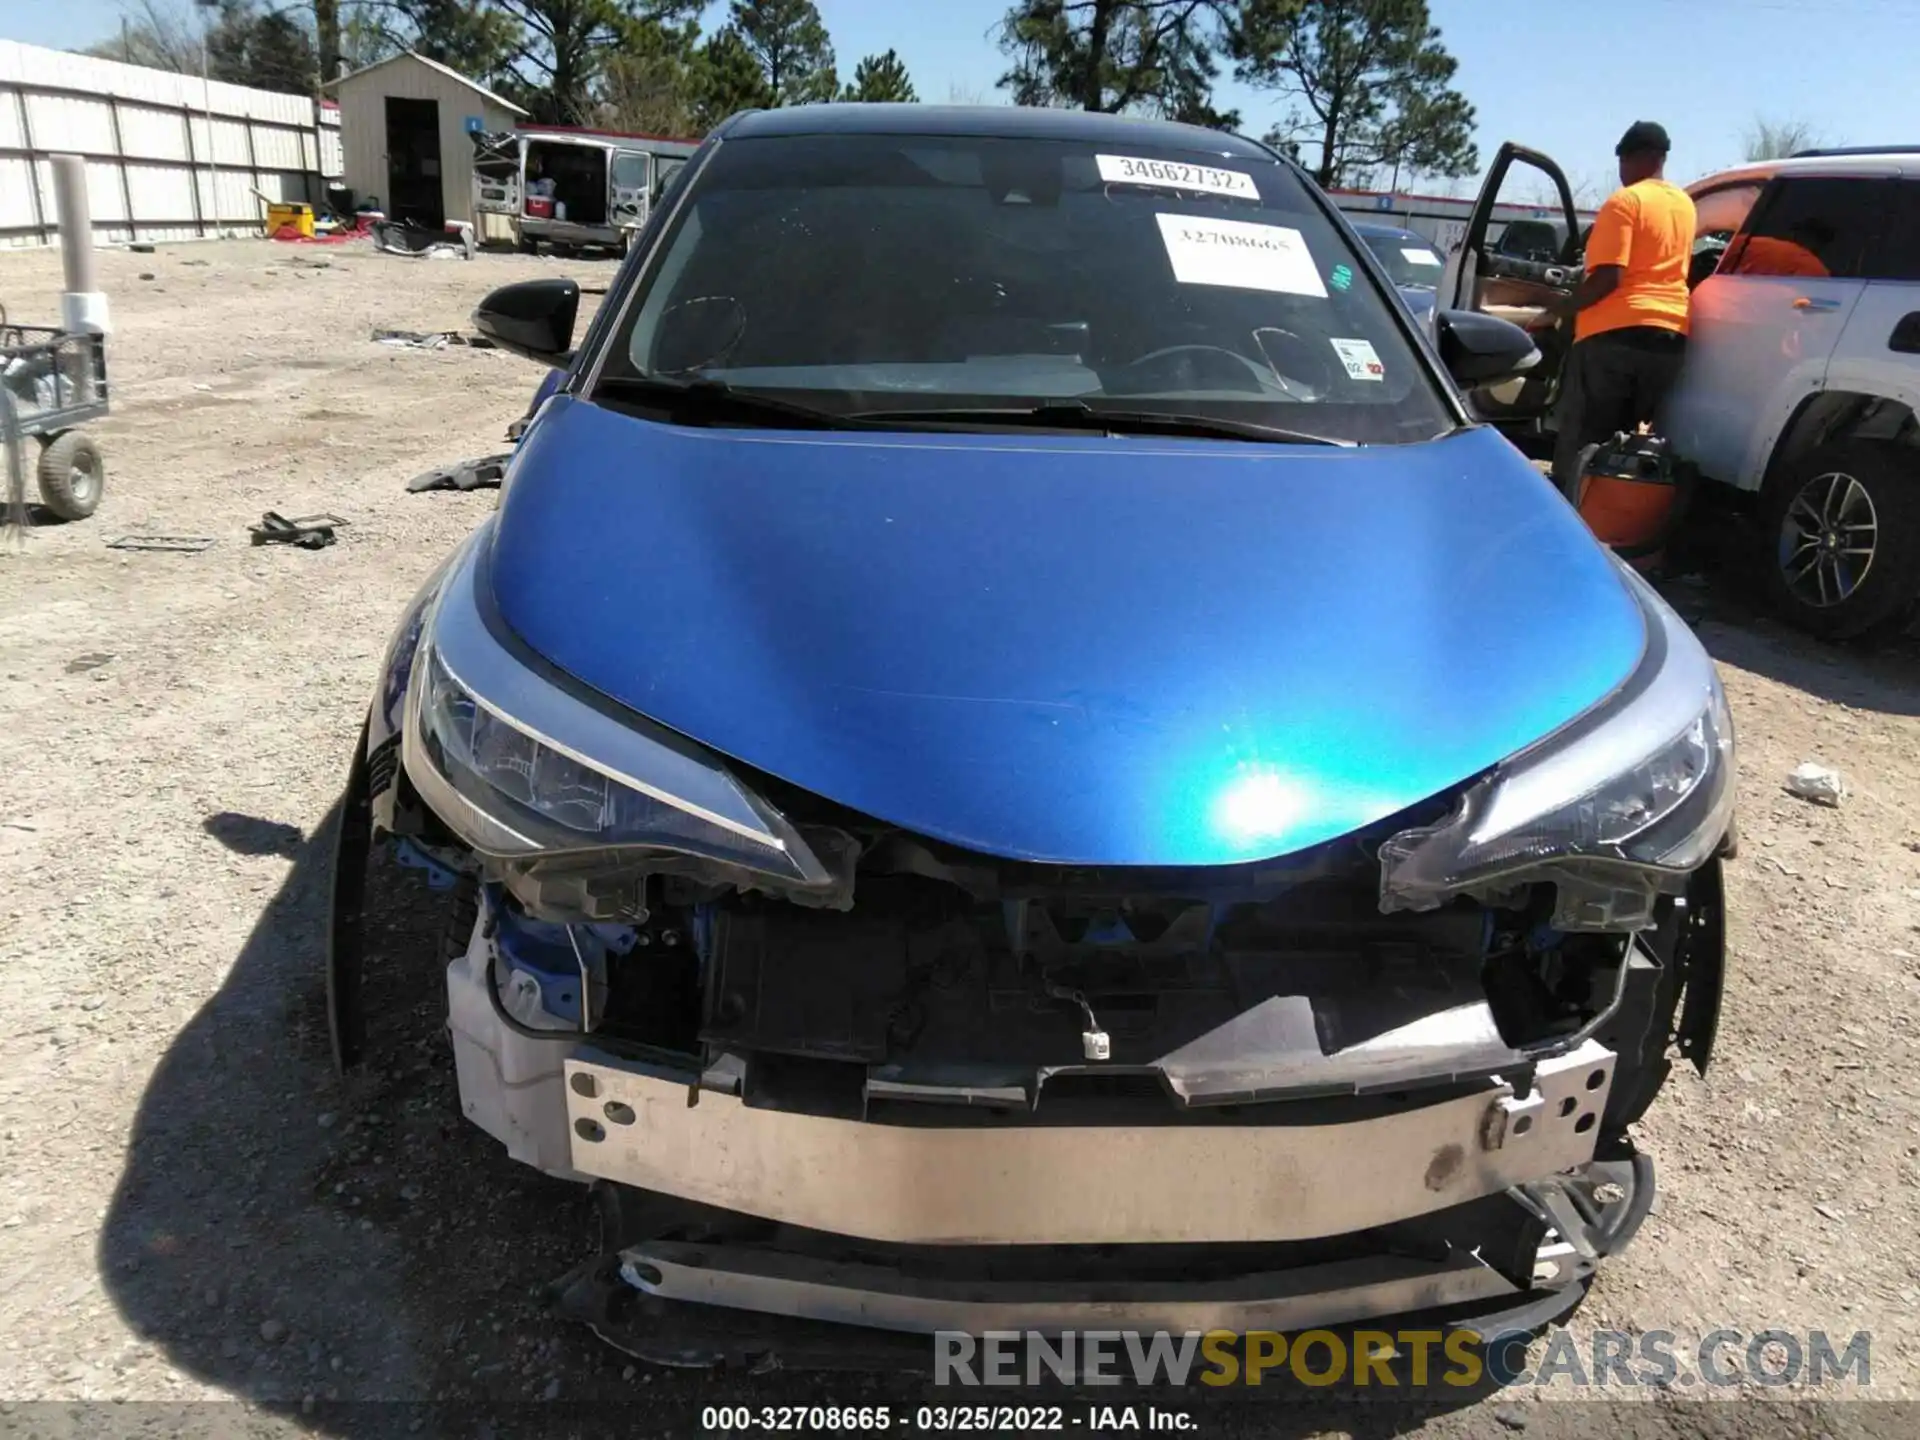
top-left (400, 524), bottom-right (829, 888)
top-left (1379, 564), bottom-right (1734, 931)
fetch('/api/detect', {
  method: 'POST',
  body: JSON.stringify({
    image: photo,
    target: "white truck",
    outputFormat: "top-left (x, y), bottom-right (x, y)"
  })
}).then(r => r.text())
top-left (471, 125), bottom-right (698, 257)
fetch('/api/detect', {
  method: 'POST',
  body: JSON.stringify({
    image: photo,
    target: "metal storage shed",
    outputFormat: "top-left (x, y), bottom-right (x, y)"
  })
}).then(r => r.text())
top-left (329, 52), bottom-right (525, 234)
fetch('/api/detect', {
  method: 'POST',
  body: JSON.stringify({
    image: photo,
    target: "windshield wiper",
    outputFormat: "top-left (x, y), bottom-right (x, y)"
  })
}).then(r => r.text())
top-left (596, 375), bottom-right (873, 430)
top-left (846, 401), bottom-right (1351, 447)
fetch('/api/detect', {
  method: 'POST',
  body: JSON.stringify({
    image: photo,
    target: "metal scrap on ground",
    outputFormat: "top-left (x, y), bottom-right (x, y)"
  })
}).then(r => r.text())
top-left (105, 534), bottom-right (215, 552)
top-left (372, 330), bottom-right (496, 351)
top-left (406, 454), bottom-right (511, 493)
top-left (248, 511), bottom-right (347, 550)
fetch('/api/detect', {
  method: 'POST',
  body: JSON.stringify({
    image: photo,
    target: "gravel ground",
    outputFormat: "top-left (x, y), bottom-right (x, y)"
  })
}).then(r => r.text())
top-left (1, 238), bottom-right (1918, 1439)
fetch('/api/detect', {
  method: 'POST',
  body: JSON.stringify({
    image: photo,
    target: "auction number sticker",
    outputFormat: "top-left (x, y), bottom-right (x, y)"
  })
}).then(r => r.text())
top-left (1401, 245), bottom-right (1442, 265)
top-left (1098, 154), bottom-right (1259, 199)
top-left (1156, 213), bottom-right (1327, 296)
top-left (1330, 336), bottom-right (1386, 381)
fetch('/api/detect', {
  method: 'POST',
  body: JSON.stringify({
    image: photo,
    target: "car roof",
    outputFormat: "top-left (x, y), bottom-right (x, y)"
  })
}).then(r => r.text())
top-left (716, 104), bottom-right (1279, 160)
top-left (1690, 150), bottom-right (1920, 192)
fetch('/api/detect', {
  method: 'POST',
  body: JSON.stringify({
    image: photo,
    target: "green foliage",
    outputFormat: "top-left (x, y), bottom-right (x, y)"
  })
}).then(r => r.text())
top-left (995, 0), bottom-right (1288, 123)
top-left (598, 17), bottom-right (704, 134)
top-left (1244, 0), bottom-right (1476, 188)
top-left (841, 49), bottom-right (917, 104)
top-left (692, 26), bottom-right (773, 129)
top-left (728, 0), bottom-right (837, 107)
top-left (85, 0), bottom-right (318, 94)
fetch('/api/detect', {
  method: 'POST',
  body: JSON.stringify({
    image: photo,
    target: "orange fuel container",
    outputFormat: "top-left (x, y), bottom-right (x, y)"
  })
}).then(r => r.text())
top-left (1576, 429), bottom-right (1684, 572)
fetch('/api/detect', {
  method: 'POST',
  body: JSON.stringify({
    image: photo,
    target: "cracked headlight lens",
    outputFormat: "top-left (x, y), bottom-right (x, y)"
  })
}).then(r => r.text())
top-left (1380, 565), bottom-right (1735, 930)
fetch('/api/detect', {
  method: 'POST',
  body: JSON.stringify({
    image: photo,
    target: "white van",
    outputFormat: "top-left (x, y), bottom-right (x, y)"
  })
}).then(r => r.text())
top-left (472, 125), bottom-right (698, 256)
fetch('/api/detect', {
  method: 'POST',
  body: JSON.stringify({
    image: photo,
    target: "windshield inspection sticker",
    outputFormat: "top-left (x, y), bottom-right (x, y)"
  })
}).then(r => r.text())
top-left (1097, 154), bottom-right (1259, 199)
top-left (1330, 337), bottom-right (1386, 381)
top-left (1156, 214), bottom-right (1328, 297)
top-left (1401, 246), bottom-right (1442, 265)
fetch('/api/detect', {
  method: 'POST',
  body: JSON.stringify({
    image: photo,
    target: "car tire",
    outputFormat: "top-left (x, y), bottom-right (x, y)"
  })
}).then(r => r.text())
top-left (1758, 440), bottom-right (1920, 640)
top-left (36, 430), bottom-right (104, 521)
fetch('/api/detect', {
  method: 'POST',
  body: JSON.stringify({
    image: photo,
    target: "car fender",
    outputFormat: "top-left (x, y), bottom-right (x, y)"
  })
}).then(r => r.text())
top-left (365, 523), bottom-right (493, 828)
top-left (1729, 354), bottom-right (1849, 492)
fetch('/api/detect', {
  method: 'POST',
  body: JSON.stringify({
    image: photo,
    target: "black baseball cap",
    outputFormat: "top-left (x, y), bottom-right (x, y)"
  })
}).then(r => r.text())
top-left (1616, 121), bottom-right (1672, 157)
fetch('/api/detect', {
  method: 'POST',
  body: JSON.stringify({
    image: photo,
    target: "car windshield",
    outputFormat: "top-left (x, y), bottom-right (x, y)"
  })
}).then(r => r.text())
top-left (598, 132), bottom-right (1454, 446)
top-left (1359, 231), bottom-right (1445, 289)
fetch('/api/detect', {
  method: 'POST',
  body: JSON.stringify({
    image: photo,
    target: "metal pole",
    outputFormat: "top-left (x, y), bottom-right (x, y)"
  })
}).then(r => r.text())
top-left (200, 1), bottom-right (214, 232)
top-left (50, 154), bottom-right (110, 335)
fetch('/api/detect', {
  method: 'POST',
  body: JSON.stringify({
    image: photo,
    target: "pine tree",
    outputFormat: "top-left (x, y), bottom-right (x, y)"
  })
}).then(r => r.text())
top-left (841, 49), bottom-right (917, 103)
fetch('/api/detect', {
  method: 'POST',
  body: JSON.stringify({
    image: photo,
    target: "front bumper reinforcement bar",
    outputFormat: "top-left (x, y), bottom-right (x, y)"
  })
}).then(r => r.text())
top-left (563, 1040), bottom-right (1617, 1247)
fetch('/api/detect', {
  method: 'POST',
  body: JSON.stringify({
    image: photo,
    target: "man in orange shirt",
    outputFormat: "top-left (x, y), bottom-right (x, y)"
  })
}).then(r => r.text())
top-left (1549, 121), bottom-right (1697, 497)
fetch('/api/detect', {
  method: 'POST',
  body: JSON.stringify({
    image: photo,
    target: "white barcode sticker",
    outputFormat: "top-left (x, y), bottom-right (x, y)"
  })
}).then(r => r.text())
top-left (1330, 337), bottom-right (1386, 381)
top-left (1098, 154), bottom-right (1259, 199)
top-left (1155, 214), bottom-right (1327, 296)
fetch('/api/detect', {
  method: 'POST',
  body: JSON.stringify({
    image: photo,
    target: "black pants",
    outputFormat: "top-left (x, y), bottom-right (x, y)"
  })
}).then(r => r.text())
top-left (1550, 327), bottom-right (1688, 501)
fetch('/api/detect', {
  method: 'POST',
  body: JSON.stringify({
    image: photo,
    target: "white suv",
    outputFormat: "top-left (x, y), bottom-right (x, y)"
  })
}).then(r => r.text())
top-left (1444, 143), bottom-right (1920, 639)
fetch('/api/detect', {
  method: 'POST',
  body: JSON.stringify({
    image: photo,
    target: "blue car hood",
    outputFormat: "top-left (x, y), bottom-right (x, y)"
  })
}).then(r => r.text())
top-left (488, 398), bottom-right (1645, 866)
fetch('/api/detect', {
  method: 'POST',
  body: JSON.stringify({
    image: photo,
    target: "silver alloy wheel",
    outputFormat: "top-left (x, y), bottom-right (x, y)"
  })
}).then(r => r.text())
top-left (66, 446), bottom-right (101, 509)
top-left (1778, 469), bottom-right (1877, 609)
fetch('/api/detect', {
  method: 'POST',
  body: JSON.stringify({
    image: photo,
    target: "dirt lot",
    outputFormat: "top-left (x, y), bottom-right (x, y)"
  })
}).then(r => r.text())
top-left (2, 238), bottom-right (1919, 1438)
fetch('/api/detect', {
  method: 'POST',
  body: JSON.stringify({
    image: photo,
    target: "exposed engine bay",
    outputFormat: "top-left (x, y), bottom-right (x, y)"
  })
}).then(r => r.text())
top-left (333, 730), bottom-right (1723, 1360)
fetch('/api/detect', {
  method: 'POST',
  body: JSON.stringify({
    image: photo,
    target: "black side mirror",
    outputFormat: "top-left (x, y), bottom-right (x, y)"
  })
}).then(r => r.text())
top-left (1435, 308), bottom-right (1540, 388)
top-left (473, 279), bottom-right (579, 365)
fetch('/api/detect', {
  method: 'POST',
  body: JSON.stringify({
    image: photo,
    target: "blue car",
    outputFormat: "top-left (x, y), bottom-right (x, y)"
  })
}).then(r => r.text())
top-left (1351, 220), bottom-right (1444, 325)
top-left (330, 105), bottom-right (1733, 1358)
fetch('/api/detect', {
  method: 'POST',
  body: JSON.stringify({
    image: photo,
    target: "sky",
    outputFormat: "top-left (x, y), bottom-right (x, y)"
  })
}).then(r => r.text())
top-left (10, 0), bottom-right (1920, 190)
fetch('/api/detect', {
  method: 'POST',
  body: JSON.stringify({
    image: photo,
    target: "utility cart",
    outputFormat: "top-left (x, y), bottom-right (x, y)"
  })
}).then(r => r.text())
top-left (1, 308), bottom-right (109, 522)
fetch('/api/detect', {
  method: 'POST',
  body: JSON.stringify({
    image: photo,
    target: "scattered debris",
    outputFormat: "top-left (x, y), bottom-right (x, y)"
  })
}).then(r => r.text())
top-left (1814, 1203), bottom-right (1846, 1222)
top-left (63, 652), bottom-right (113, 674)
top-left (138, 272), bottom-right (156, 281)
top-left (373, 329), bottom-right (495, 351)
top-left (1786, 762), bottom-right (1847, 807)
top-left (105, 534), bottom-right (215, 553)
top-left (407, 453), bottom-right (511, 493)
top-left (128, 242), bottom-right (156, 254)
top-left (371, 218), bottom-right (475, 261)
top-left (249, 511), bottom-right (346, 550)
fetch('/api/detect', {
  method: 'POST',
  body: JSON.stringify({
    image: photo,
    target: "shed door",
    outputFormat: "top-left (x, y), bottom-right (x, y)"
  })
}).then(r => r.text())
top-left (384, 96), bottom-right (444, 228)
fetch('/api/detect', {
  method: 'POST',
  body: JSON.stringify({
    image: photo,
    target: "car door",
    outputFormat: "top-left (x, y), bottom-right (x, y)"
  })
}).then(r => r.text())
top-left (1818, 176), bottom-right (1920, 442)
top-left (609, 148), bottom-right (652, 236)
top-left (1662, 174), bottom-right (1886, 489)
top-left (1442, 142), bottom-right (1582, 424)
top-left (470, 131), bottom-right (522, 217)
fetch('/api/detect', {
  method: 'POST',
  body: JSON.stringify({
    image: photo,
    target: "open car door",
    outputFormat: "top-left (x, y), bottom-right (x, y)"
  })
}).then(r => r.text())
top-left (470, 131), bottom-right (522, 217)
top-left (1442, 141), bottom-right (1582, 428)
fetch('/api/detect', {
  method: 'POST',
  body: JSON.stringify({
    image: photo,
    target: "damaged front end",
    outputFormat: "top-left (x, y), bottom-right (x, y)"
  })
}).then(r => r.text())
top-left (331, 520), bottom-right (1731, 1361)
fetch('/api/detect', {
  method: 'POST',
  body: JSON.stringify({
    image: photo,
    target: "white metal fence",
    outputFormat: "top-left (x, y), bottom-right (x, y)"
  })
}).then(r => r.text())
top-left (0, 40), bottom-right (342, 248)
